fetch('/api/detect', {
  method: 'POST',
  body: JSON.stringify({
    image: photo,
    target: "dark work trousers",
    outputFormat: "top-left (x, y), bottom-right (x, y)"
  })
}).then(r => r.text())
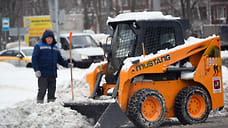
top-left (37, 77), bottom-right (56, 101)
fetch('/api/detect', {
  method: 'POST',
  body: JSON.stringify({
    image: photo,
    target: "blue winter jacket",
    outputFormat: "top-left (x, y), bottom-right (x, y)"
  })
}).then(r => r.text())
top-left (32, 30), bottom-right (68, 77)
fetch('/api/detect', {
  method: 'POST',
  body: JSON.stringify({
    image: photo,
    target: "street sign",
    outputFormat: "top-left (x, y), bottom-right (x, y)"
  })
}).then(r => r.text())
top-left (2, 18), bottom-right (9, 31)
top-left (9, 28), bottom-right (29, 36)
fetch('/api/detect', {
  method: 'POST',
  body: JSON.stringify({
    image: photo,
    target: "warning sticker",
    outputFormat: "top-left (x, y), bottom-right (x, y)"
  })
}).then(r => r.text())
top-left (213, 77), bottom-right (221, 93)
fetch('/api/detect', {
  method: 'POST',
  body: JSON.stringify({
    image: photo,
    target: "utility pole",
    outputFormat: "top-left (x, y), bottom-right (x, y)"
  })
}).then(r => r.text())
top-left (2, 18), bottom-right (10, 49)
top-left (130, 0), bottom-right (136, 12)
top-left (106, 0), bottom-right (110, 34)
top-left (49, 0), bottom-right (60, 44)
top-left (55, 0), bottom-right (60, 44)
top-left (153, 0), bottom-right (160, 11)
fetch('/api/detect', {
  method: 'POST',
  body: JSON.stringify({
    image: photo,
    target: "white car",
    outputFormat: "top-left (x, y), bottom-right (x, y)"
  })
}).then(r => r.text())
top-left (58, 33), bottom-right (104, 68)
top-left (0, 47), bottom-right (33, 67)
top-left (91, 33), bottom-right (112, 54)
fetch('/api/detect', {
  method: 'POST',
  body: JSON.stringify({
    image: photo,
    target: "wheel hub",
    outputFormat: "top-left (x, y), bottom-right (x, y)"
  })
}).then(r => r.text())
top-left (187, 94), bottom-right (206, 118)
top-left (142, 97), bottom-right (161, 121)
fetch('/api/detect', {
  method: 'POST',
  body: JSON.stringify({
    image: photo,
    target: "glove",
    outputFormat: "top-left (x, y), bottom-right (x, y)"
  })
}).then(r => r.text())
top-left (35, 70), bottom-right (41, 78)
top-left (68, 63), bottom-right (74, 68)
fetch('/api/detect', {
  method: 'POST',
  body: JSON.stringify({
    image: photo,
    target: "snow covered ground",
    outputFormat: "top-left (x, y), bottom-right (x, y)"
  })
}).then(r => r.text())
top-left (0, 51), bottom-right (228, 127)
top-left (0, 62), bottom-right (94, 128)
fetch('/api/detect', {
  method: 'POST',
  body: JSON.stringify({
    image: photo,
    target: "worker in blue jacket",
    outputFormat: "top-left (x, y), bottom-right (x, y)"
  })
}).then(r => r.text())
top-left (32, 30), bottom-right (73, 103)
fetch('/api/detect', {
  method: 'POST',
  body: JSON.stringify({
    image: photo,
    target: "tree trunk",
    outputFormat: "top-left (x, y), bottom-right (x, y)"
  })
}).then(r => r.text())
top-left (186, 0), bottom-right (191, 23)
top-left (83, 0), bottom-right (89, 29)
top-left (130, 0), bottom-right (136, 12)
top-left (180, 0), bottom-right (186, 18)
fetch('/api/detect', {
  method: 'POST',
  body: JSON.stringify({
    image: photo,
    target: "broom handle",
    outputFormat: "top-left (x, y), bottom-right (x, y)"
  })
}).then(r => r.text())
top-left (69, 32), bottom-right (74, 100)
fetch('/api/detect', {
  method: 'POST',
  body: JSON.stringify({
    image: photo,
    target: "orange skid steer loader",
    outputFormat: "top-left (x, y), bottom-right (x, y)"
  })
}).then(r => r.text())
top-left (65, 12), bottom-right (224, 128)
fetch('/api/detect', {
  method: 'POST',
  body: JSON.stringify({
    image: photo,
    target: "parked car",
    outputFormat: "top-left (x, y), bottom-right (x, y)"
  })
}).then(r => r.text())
top-left (0, 47), bottom-right (33, 67)
top-left (91, 33), bottom-right (112, 54)
top-left (59, 33), bottom-right (104, 68)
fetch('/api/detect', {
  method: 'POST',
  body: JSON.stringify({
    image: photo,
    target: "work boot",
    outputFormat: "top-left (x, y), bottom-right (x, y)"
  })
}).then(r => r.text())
top-left (47, 98), bottom-right (56, 103)
top-left (37, 99), bottom-right (44, 104)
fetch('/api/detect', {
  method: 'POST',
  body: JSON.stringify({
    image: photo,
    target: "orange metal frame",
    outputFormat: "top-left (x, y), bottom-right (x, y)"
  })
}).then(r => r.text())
top-left (86, 36), bottom-right (224, 118)
top-left (86, 63), bottom-right (107, 96)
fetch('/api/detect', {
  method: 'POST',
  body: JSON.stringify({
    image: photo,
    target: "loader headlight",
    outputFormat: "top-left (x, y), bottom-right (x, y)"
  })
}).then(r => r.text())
top-left (81, 55), bottom-right (88, 60)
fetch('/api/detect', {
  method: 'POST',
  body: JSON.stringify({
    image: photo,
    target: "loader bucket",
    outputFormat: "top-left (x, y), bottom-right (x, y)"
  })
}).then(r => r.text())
top-left (95, 102), bottom-right (130, 128)
top-left (64, 102), bottom-right (110, 122)
top-left (64, 101), bottom-right (130, 128)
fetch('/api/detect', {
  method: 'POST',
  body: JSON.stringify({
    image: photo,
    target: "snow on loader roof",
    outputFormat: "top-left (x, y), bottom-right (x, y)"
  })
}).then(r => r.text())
top-left (107, 11), bottom-right (180, 24)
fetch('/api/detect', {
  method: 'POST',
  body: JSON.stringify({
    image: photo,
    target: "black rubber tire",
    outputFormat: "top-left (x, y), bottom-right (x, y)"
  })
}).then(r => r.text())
top-left (174, 86), bottom-right (211, 125)
top-left (127, 88), bottom-right (166, 128)
top-left (26, 63), bottom-right (32, 68)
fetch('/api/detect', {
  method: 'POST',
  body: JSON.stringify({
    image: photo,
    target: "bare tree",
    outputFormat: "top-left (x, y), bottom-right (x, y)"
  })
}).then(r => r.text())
top-left (93, 0), bottom-right (102, 33)
top-left (82, 0), bottom-right (90, 29)
top-left (161, 0), bottom-right (181, 16)
top-left (0, 0), bottom-right (19, 49)
top-left (180, 0), bottom-right (198, 23)
top-left (130, 0), bottom-right (136, 12)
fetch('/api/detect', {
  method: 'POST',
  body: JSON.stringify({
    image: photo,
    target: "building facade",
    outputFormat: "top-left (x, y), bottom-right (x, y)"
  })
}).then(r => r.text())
top-left (211, 0), bottom-right (228, 24)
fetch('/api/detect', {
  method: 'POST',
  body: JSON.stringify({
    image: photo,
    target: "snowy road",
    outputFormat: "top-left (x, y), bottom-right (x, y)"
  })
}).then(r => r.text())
top-left (120, 116), bottom-right (228, 128)
top-left (161, 116), bottom-right (228, 128)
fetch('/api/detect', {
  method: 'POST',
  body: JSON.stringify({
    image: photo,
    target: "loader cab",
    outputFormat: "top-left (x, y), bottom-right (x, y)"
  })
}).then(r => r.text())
top-left (105, 20), bottom-right (185, 84)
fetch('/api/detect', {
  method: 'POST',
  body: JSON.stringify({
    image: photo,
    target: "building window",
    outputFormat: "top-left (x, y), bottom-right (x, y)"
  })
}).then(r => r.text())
top-left (120, 0), bottom-right (128, 7)
top-left (136, 0), bottom-right (146, 7)
top-left (101, 0), bottom-right (107, 7)
top-left (214, 6), bottom-right (227, 21)
top-left (199, 7), bottom-right (207, 20)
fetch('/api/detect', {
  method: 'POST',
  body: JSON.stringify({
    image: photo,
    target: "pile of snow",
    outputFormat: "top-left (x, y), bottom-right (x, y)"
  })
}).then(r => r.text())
top-left (0, 101), bottom-right (92, 128)
top-left (0, 62), bottom-right (16, 71)
top-left (0, 62), bottom-right (115, 127)
top-left (107, 11), bottom-right (180, 24)
top-left (0, 63), bottom-right (37, 109)
top-left (0, 62), bottom-right (94, 128)
top-left (86, 61), bottom-right (107, 74)
top-left (221, 50), bottom-right (228, 59)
